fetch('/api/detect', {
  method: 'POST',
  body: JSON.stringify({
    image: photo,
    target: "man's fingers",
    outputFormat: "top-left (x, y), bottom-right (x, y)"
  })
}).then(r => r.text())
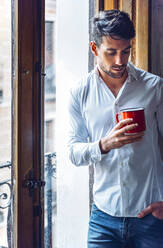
top-left (138, 202), bottom-right (163, 219)
top-left (121, 136), bottom-right (142, 144)
top-left (114, 119), bottom-right (142, 135)
top-left (116, 127), bottom-right (144, 139)
top-left (137, 205), bottom-right (153, 218)
top-left (114, 118), bottom-right (134, 130)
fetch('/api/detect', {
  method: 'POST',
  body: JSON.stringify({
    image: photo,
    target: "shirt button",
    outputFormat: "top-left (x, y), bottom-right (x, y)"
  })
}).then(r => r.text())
top-left (122, 182), bottom-right (126, 187)
top-left (120, 162), bottom-right (124, 166)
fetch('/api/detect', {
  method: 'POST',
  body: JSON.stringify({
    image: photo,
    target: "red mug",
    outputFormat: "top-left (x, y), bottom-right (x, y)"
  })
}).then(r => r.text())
top-left (116, 107), bottom-right (146, 133)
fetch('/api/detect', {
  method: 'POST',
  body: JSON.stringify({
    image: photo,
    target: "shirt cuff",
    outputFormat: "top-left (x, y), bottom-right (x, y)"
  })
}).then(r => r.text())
top-left (89, 140), bottom-right (107, 163)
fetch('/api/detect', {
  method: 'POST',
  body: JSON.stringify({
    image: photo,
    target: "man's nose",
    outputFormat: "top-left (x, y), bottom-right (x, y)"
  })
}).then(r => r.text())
top-left (115, 55), bottom-right (123, 65)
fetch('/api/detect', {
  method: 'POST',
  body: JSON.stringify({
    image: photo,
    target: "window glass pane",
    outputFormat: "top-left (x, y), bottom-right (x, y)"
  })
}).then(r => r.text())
top-left (0, 0), bottom-right (12, 247)
top-left (44, 0), bottom-right (56, 247)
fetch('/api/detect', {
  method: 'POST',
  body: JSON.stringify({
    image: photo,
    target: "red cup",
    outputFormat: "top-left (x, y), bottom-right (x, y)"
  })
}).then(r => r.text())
top-left (116, 108), bottom-right (146, 133)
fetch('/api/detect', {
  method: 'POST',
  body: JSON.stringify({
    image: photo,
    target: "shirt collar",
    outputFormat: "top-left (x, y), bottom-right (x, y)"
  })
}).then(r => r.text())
top-left (127, 62), bottom-right (139, 81)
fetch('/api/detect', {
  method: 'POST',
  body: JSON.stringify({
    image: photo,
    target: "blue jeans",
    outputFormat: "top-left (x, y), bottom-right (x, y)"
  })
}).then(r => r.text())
top-left (87, 203), bottom-right (163, 248)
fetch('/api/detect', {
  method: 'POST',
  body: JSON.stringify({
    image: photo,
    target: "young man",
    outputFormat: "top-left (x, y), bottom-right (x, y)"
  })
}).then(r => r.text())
top-left (68, 10), bottom-right (163, 247)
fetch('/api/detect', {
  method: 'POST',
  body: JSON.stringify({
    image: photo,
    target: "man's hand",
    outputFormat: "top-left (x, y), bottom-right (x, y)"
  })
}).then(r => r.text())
top-left (137, 202), bottom-right (163, 220)
top-left (99, 118), bottom-right (144, 153)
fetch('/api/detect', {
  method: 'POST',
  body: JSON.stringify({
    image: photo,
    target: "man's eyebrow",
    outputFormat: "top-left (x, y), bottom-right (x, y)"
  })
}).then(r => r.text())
top-left (106, 45), bottom-right (132, 51)
top-left (123, 45), bottom-right (132, 50)
top-left (106, 48), bottom-right (116, 51)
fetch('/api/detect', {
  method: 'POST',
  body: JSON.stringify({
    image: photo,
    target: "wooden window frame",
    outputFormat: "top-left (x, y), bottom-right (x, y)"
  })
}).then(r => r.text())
top-left (12, 0), bottom-right (45, 247)
top-left (103, 0), bottom-right (149, 71)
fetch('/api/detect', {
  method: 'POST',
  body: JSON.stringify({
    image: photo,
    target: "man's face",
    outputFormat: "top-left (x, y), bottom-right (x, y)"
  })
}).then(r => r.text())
top-left (91, 36), bottom-right (131, 79)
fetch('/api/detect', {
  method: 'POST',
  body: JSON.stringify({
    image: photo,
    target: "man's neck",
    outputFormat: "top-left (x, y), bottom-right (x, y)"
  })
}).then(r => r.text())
top-left (97, 66), bottom-right (128, 97)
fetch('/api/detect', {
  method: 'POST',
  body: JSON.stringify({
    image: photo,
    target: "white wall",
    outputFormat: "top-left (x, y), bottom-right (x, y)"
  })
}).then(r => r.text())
top-left (56, 1), bottom-right (89, 248)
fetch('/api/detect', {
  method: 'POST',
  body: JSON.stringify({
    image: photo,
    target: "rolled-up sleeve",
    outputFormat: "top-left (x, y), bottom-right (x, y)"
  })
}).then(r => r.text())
top-left (67, 88), bottom-right (102, 166)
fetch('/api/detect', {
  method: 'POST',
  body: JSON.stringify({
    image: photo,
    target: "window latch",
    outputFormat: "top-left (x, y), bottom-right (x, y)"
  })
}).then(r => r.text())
top-left (24, 170), bottom-right (45, 197)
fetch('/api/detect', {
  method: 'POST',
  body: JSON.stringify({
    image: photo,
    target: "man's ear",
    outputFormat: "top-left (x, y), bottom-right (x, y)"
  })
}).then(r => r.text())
top-left (90, 41), bottom-right (98, 56)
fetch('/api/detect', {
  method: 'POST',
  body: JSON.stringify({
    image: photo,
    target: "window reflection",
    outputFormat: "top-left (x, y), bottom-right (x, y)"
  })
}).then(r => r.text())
top-left (45, 19), bottom-right (56, 153)
top-left (44, 1), bottom-right (56, 247)
top-left (45, 21), bottom-right (56, 100)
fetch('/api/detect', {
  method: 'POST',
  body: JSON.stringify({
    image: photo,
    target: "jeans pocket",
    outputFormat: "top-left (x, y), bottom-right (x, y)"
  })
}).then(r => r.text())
top-left (90, 204), bottom-right (103, 220)
top-left (90, 203), bottom-right (118, 223)
top-left (150, 213), bottom-right (163, 222)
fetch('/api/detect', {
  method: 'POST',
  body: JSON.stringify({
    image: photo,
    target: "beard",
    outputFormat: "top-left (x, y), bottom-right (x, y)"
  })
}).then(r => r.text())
top-left (99, 63), bottom-right (127, 79)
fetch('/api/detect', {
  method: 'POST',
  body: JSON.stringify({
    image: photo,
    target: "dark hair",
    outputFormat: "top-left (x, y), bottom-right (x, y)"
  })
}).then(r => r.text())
top-left (92, 10), bottom-right (135, 46)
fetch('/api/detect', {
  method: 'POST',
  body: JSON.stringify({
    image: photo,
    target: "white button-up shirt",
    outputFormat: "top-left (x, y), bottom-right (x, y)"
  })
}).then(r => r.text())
top-left (68, 62), bottom-right (163, 217)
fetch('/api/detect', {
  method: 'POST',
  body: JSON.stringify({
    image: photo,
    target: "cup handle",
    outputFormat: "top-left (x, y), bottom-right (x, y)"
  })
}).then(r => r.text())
top-left (116, 112), bottom-right (121, 123)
